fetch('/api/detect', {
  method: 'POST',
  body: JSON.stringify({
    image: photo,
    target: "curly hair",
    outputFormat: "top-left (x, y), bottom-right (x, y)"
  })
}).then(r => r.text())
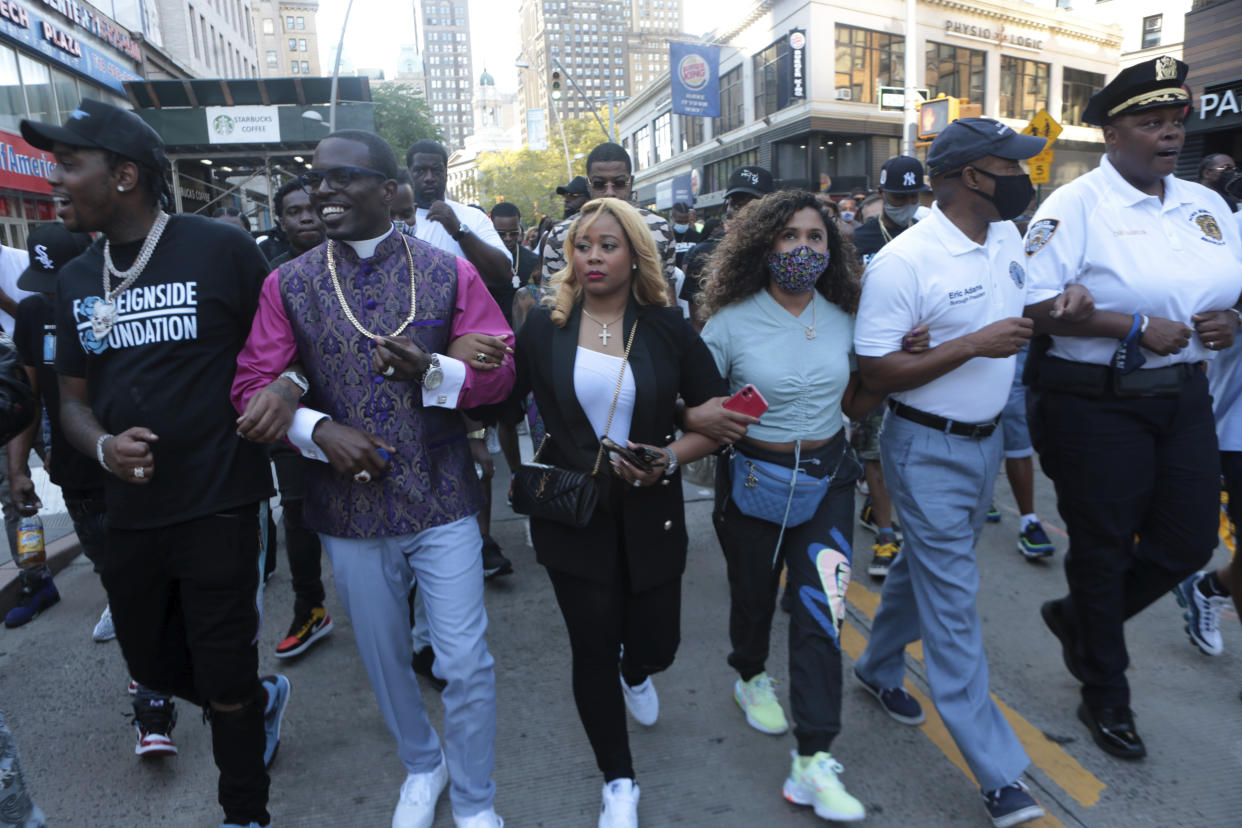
top-left (698, 190), bottom-right (861, 320)
top-left (547, 197), bottom-right (668, 327)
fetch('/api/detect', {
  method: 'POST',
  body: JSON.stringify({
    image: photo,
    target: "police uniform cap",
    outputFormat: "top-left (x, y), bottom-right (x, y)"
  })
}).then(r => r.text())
top-left (1081, 55), bottom-right (1189, 126)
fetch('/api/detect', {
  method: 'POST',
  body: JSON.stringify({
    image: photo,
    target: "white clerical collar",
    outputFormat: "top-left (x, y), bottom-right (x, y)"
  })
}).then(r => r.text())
top-left (342, 225), bottom-right (395, 259)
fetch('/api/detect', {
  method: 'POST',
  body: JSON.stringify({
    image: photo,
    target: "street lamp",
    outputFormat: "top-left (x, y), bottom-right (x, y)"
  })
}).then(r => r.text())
top-left (327, 0), bottom-right (357, 132)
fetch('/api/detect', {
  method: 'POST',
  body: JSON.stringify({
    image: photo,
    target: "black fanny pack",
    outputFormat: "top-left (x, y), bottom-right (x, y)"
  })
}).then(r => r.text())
top-left (1030, 353), bottom-right (1198, 399)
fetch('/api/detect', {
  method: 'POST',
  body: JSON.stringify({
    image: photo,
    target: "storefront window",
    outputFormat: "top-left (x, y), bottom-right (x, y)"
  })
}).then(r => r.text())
top-left (1062, 67), bottom-right (1105, 127)
top-left (754, 35), bottom-right (796, 118)
top-left (19, 56), bottom-right (54, 125)
top-left (1000, 56), bottom-right (1049, 121)
top-left (926, 42), bottom-right (986, 109)
top-left (51, 69), bottom-right (78, 124)
top-left (0, 47), bottom-right (23, 132)
top-left (704, 149), bottom-right (758, 193)
top-left (834, 25), bottom-right (903, 105)
top-left (775, 141), bottom-right (807, 185)
top-left (815, 135), bottom-right (868, 194)
top-left (713, 65), bottom-right (743, 135)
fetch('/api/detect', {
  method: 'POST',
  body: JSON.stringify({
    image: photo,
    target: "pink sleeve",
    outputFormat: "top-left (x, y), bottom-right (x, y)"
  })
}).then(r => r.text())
top-left (452, 257), bottom-right (516, 408)
top-left (232, 271), bottom-right (301, 413)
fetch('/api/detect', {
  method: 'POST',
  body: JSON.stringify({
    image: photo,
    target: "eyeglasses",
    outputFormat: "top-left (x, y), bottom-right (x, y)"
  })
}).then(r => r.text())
top-left (1208, 165), bottom-right (1237, 173)
top-left (299, 165), bottom-right (387, 192)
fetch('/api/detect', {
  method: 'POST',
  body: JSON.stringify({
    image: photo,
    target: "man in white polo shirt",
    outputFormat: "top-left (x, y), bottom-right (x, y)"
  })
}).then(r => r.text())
top-left (851, 118), bottom-right (1076, 828)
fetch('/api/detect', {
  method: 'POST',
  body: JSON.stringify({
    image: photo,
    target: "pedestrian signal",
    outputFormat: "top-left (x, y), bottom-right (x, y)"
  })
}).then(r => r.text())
top-left (551, 70), bottom-right (562, 100)
top-left (917, 96), bottom-right (959, 140)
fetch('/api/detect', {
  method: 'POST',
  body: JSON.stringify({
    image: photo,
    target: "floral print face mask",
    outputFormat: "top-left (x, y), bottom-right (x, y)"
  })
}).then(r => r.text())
top-left (766, 245), bottom-right (830, 293)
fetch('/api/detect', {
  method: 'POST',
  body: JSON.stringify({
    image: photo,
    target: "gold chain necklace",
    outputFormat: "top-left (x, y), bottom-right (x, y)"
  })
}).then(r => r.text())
top-left (325, 234), bottom-right (417, 338)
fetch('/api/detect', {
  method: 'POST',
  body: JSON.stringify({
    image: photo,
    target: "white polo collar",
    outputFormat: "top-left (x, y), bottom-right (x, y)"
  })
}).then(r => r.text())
top-left (1099, 154), bottom-right (1193, 210)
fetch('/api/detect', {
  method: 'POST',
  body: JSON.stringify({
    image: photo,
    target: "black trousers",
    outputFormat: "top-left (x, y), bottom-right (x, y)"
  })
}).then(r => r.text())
top-left (273, 451), bottom-right (325, 614)
top-left (712, 434), bottom-right (860, 756)
top-left (102, 504), bottom-right (269, 826)
top-left (546, 555), bottom-right (681, 782)
top-left (1029, 371), bottom-right (1219, 710)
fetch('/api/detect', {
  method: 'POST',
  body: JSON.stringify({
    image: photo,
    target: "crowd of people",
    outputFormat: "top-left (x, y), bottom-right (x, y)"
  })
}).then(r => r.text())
top-left (1, 53), bottom-right (1241, 828)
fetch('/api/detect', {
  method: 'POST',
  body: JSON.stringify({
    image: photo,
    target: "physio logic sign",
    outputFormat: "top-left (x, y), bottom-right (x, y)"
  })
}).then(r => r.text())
top-left (206, 107), bottom-right (282, 144)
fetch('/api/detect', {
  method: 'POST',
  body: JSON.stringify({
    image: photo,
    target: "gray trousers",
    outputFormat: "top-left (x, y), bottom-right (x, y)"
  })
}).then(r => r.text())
top-left (0, 707), bottom-right (47, 828)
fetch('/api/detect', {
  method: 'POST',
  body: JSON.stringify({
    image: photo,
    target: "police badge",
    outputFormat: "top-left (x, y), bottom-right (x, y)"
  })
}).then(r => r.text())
top-left (1009, 261), bottom-right (1025, 289)
top-left (1024, 219), bottom-right (1059, 257)
top-left (1190, 210), bottom-right (1225, 245)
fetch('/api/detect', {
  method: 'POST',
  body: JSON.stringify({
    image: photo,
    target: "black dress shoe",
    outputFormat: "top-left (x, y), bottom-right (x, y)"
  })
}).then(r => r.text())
top-left (1077, 703), bottom-right (1146, 760)
top-left (1041, 599), bottom-right (1085, 682)
top-left (411, 646), bottom-right (447, 692)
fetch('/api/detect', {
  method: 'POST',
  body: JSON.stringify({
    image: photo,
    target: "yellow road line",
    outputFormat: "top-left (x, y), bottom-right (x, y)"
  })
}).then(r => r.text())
top-left (844, 578), bottom-right (1105, 811)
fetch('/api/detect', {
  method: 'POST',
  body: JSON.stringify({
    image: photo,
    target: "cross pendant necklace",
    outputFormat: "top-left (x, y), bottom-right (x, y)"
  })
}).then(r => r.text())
top-left (582, 307), bottom-right (623, 346)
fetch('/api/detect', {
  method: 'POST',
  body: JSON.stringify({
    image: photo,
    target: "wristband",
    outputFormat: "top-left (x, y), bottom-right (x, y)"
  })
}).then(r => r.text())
top-left (96, 433), bottom-right (113, 472)
top-left (1123, 313), bottom-right (1142, 343)
top-left (1140, 314), bottom-right (1150, 334)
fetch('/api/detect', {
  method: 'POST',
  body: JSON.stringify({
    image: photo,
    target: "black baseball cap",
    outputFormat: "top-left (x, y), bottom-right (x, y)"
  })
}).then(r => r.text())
top-left (925, 118), bottom-right (1046, 178)
top-left (556, 176), bottom-right (589, 197)
top-left (20, 99), bottom-right (167, 172)
top-left (18, 223), bottom-right (93, 293)
top-left (725, 165), bottom-right (774, 199)
top-left (1082, 55), bottom-right (1189, 126)
top-left (878, 156), bottom-right (930, 192)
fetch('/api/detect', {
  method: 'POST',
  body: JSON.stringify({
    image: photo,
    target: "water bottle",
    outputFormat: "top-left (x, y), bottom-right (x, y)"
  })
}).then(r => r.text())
top-left (16, 513), bottom-right (45, 569)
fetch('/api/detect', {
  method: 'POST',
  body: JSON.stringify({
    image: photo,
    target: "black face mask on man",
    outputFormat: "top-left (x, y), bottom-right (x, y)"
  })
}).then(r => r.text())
top-left (963, 167), bottom-right (1036, 222)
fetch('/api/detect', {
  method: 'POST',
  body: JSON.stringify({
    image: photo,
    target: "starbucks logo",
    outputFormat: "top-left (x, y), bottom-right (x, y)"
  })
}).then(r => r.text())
top-left (212, 114), bottom-right (234, 136)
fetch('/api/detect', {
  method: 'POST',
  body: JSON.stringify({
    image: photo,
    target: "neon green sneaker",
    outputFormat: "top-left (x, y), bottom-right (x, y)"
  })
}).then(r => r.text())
top-left (733, 672), bottom-right (789, 735)
top-left (782, 751), bottom-right (865, 822)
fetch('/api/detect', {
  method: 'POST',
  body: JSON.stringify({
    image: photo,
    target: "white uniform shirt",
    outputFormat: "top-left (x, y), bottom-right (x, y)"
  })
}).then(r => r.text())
top-left (854, 202), bottom-right (1028, 423)
top-left (414, 198), bottom-right (512, 264)
top-left (1024, 155), bottom-right (1242, 367)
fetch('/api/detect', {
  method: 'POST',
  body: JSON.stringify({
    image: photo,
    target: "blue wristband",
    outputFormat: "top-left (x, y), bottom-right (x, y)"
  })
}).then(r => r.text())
top-left (1124, 312), bottom-right (1142, 343)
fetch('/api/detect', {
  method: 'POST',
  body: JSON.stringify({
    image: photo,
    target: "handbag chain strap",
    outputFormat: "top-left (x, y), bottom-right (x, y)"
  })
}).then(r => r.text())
top-left (531, 318), bottom-right (639, 479)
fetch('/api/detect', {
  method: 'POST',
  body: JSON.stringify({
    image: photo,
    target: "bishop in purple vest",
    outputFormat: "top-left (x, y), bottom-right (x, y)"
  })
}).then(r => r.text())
top-left (232, 131), bottom-right (513, 828)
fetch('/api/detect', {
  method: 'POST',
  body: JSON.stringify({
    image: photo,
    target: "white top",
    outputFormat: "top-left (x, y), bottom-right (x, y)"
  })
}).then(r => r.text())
top-left (1211, 340), bottom-right (1242, 450)
top-left (573, 346), bottom-right (635, 449)
top-left (702, 289), bottom-right (855, 442)
top-left (1024, 155), bottom-right (1242, 367)
top-left (414, 198), bottom-right (512, 264)
top-left (0, 245), bottom-right (34, 335)
top-left (855, 202), bottom-right (1028, 423)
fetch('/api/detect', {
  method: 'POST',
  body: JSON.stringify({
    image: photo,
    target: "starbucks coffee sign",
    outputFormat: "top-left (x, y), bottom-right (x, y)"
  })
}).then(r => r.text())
top-left (205, 106), bottom-right (282, 144)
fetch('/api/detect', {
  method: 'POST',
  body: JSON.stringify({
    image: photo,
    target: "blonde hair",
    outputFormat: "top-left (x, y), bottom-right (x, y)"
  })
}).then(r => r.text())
top-left (547, 197), bottom-right (669, 326)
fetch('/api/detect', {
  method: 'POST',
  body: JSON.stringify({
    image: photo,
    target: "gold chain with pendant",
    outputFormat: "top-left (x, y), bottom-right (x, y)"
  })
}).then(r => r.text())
top-left (325, 233), bottom-right (418, 338)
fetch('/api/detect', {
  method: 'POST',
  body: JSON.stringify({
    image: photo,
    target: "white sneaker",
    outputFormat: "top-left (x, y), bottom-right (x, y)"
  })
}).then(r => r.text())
top-left (93, 604), bottom-right (116, 642)
top-left (599, 778), bottom-right (640, 828)
top-left (620, 673), bottom-right (659, 726)
top-left (392, 756), bottom-right (448, 828)
top-left (453, 808), bottom-right (504, 828)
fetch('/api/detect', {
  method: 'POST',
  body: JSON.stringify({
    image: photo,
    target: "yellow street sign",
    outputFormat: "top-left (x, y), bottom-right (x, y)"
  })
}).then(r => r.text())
top-left (1029, 159), bottom-right (1053, 184)
top-left (1022, 109), bottom-right (1063, 149)
top-left (1028, 147), bottom-right (1055, 166)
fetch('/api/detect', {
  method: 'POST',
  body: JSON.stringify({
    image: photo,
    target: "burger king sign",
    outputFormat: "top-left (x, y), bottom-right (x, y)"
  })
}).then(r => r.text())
top-left (670, 42), bottom-right (720, 117)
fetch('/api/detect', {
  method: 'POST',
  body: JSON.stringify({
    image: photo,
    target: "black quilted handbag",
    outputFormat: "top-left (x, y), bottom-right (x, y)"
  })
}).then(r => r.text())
top-left (511, 320), bottom-right (637, 528)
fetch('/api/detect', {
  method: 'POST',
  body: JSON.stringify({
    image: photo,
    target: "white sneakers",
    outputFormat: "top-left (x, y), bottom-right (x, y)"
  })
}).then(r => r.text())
top-left (453, 808), bottom-right (504, 827)
top-left (619, 673), bottom-right (659, 726)
top-left (599, 778), bottom-right (640, 828)
top-left (92, 604), bottom-right (116, 642)
top-left (392, 756), bottom-right (448, 828)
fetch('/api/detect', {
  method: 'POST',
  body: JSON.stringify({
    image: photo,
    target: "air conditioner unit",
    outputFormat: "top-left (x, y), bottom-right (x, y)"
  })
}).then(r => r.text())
top-left (835, 88), bottom-right (853, 101)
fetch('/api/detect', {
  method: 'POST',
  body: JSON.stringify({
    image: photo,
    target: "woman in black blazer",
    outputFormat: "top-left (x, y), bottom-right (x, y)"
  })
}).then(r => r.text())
top-left (510, 198), bottom-right (725, 827)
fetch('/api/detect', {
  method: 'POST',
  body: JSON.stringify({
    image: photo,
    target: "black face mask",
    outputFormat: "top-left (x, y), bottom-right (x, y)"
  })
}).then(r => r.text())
top-left (966, 167), bottom-right (1036, 222)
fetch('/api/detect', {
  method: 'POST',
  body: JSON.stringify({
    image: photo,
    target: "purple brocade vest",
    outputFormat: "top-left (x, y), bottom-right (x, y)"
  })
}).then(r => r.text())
top-left (277, 232), bottom-right (483, 539)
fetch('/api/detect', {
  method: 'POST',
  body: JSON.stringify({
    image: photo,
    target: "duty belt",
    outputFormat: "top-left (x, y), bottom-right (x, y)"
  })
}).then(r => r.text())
top-left (1032, 356), bottom-right (1200, 398)
top-left (887, 399), bottom-right (999, 439)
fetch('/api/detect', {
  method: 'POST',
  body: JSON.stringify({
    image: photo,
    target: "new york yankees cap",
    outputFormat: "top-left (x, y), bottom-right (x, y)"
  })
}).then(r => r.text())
top-left (725, 165), bottom-right (774, 199)
top-left (18, 222), bottom-right (93, 293)
top-left (878, 156), bottom-right (930, 192)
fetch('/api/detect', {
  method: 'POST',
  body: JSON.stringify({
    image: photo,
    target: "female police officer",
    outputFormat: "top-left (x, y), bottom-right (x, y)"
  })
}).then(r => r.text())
top-left (1023, 56), bottom-right (1242, 760)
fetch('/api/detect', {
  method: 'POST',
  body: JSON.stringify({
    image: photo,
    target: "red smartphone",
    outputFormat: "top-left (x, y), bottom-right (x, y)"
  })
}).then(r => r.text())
top-left (722, 384), bottom-right (768, 418)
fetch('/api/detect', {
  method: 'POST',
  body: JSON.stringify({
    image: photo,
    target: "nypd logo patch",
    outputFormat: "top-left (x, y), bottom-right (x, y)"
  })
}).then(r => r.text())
top-left (1024, 219), bottom-right (1059, 257)
top-left (1009, 261), bottom-right (1025, 289)
top-left (1190, 209), bottom-right (1225, 245)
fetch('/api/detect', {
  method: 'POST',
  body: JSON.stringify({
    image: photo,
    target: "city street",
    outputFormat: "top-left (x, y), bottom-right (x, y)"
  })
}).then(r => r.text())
top-left (1, 455), bottom-right (1238, 828)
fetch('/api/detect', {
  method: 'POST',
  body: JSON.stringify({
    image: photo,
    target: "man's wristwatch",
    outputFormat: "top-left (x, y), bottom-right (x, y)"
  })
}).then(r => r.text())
top-left (466, 428), bottom-right (487, 440)
top-left (663, 446), bottom-right (679, 477)
top-left (420, 354), bottom-right (444, 390)
top-left (279, 370), bottom-right (310, 398)
top-left (451, 222), bottom-right (471, 242)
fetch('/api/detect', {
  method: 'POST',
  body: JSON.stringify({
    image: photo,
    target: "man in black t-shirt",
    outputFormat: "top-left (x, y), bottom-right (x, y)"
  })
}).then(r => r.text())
top-left (22, 100), bottom-right (288, 828)
top-left (669, 201), bottom-right (701, 270)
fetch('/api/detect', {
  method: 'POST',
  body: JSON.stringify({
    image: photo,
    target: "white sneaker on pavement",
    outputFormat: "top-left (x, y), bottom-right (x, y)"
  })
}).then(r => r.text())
top-left (93, 604), bottom-right (116, 642)
top-left (392, 756), bottom-right (448, 828)
top-left (599, 778), bottom-right (640, 828)
top-left (453, 808), bottom-right (504, 827)
top-left (619, 673), bottom-right (659, 726)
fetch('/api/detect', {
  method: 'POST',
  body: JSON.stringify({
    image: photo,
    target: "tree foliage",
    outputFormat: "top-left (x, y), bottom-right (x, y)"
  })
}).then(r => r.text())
top-left (468, 107), bottom-right (614, 228)
top-left (371, 82), bottom-right (442, 163)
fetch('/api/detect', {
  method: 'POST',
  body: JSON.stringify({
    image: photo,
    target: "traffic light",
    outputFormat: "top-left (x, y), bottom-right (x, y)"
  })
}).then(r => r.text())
top-left (551, 70), bottom-right (562, 100)
top-left (917, 95), bottom-right (960, 140)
